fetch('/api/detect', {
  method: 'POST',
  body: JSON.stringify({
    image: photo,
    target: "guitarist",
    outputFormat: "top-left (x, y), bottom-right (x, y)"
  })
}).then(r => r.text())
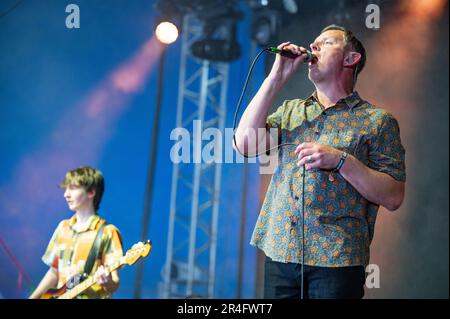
top-left (29, 166), bottom-right (124, 299)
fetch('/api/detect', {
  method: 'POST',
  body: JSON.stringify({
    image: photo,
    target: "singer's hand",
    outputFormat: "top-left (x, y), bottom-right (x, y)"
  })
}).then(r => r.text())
top-left (268, 42), bottom-right (310, 85)
top-left (295, 142), bottom-right (342, 170)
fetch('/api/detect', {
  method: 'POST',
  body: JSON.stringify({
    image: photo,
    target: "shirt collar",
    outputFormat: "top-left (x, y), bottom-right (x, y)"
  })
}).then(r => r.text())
top-left (69, 213), bottom-right (101, 233)
top-left (305, 91), bottom-right (362, 110)
top-left (341, 91), bottom-right (362, 109)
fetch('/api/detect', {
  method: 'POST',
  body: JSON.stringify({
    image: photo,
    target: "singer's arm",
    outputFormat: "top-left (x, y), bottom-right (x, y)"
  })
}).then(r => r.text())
top-left (296, 143), bottom-right (405, 211)
top-left (234, 42), bottom-right (307, 155)
top-left (339, 154), bottom-right (405, 211)
top-left (233, 76), bottom-right (283, 155)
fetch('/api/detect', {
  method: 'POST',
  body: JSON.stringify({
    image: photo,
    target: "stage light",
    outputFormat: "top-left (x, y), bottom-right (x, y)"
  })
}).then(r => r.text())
top-left (153, 0), bottom-right (184, 45)
top-left (190, 7), bottom-right (243, 62)
top-left (247, 0), bottom-right (300, 47)
top-left (282, 0), bottom-right (298, 14)
top-left (155, 21), bottom-right (179, 44)
top-left (191, 38), bottom-right (241, 62)
top-left (251, 9), bottom-right (280, 46)
top-left (247, 0), bottom-right (298, 12)
top-left (247, 0), bottom-right (270, 8)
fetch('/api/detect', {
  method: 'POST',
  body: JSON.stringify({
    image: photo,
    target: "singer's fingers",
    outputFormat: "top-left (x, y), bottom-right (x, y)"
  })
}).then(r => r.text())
top-left (295, 45), bottom-right (304, 55)
top-left (284, 44), bottom-right (309, 59)
top-left (297, 153), bottom-right (317, 167)
top-left (282, 43), bottom-right (299, 54)
top-left (277, 42), bottom-right (291, 49)
top-left (295, 142), bottom-right (315, 154)
top-left (297, 148), bottom-right (315, 161)
top-left (298, 46), bottom-right (308, 54)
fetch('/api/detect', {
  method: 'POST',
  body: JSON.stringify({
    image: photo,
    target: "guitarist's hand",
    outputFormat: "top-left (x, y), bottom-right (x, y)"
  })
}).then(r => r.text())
top-left (95, 265), bottom-right (113, 289)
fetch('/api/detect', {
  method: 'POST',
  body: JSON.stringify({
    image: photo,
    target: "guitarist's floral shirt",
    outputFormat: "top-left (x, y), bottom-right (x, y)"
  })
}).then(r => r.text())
top-left (42, 214), bottom-right (123, 298)
top-left (251, 91), bottom-right (406, 267)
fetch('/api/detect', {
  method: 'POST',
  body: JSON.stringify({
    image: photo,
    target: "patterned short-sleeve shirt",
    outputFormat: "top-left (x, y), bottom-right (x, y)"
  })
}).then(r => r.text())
top-left (250, 91), bottom-right (406, 267)
top-left (42, 214), bottom-right (123, 298)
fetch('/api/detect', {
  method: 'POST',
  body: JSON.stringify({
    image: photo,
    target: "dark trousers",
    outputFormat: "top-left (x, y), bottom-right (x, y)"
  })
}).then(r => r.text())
top-left (264, 256), bottom-right (366, 299)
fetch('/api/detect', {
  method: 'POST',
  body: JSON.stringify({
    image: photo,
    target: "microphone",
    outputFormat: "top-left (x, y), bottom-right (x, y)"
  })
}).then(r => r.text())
top-left (267, 47), bottom-right (315, 63)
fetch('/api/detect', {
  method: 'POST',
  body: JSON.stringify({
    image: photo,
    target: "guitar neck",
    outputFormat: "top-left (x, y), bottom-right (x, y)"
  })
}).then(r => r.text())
top-left (58, 259), bottom-right (124, 299)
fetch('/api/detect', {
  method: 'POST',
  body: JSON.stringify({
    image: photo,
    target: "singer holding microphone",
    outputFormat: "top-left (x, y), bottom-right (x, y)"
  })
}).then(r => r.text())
top-left (234, 25), bottom-right (406, 299)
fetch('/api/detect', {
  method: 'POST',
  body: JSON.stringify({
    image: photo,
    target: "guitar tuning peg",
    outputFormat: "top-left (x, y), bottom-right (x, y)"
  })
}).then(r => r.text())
top-left (132, 242), bottom-right (144, 249)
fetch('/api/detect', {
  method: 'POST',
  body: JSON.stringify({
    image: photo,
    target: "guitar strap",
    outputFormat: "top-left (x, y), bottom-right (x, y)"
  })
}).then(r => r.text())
top-left (83, 221), bottom-right (107, 276)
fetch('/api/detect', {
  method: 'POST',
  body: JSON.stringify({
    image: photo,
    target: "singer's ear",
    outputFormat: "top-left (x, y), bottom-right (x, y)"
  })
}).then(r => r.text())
top-left (343, 51), bottom-right (362, 67)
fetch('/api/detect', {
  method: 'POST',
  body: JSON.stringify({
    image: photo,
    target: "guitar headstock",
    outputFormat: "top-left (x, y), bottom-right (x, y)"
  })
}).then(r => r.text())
top-left (123, 240), bottom-right (152, 266)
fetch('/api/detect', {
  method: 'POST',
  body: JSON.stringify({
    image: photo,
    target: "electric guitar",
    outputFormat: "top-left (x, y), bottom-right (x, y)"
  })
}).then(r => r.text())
top-left (41, 240), bottom-right (152, 299)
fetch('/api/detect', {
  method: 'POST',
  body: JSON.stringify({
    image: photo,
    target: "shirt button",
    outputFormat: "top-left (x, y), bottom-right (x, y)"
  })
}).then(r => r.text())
top-left (294, 196), bottom-right (299, 200)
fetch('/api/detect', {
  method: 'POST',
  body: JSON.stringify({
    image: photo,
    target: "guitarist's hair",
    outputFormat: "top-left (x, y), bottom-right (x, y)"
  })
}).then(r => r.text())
top-left (59, 166), bottom-right (105, 212)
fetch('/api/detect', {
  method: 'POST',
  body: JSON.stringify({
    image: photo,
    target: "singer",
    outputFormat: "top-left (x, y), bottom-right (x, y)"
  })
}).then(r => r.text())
top-left (234, 25), bottom-right (406, 299)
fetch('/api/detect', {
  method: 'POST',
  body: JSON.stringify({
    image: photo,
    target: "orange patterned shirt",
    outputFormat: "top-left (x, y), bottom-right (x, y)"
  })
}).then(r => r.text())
top-left (42, 214), bottom-right (123, 298)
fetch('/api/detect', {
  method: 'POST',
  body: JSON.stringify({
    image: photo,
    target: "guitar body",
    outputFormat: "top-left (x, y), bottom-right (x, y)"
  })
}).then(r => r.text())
top-left (40, 286), bottom-right (67, 299)
top-left (40, 272), bottom-right (87, 299)
top-left (39, 240), bottom-right (152, 299)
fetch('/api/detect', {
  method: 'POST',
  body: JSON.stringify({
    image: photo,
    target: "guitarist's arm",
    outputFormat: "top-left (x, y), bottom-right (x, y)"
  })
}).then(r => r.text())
top-left (29, 267), bottom-right (58, 299)
top-left (93, 224), bottom-right (123, 296)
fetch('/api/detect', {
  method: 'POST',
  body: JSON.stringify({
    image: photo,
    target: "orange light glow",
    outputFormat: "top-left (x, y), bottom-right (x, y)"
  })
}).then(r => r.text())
top-left (403, 0), bottom-right (447, 20)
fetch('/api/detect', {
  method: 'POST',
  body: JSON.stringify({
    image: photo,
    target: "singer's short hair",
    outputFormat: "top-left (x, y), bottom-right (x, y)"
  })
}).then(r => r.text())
top-left (321, 25), bottom-right (366, 81)
top-left (59, 166), bottom-right (105, 212)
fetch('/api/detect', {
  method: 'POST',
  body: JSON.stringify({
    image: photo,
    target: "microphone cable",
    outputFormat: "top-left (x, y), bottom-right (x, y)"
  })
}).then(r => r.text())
top-left (232, 47), bottom-right (307, 300)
